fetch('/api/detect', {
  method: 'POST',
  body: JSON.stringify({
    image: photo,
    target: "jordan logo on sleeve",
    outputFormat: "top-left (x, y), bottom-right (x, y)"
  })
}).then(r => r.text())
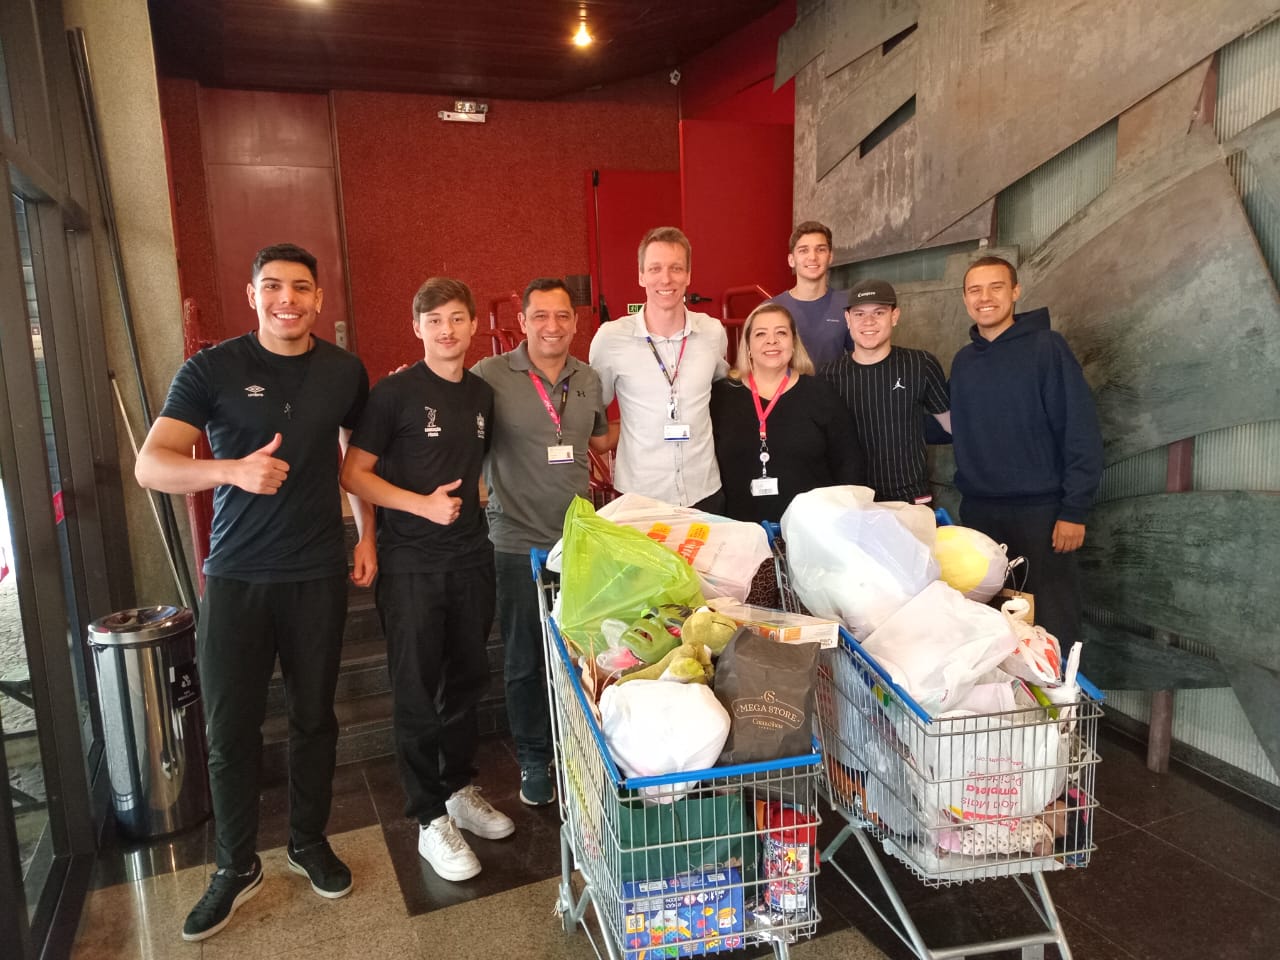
top-left (892, 377), bottom-right (905, 391)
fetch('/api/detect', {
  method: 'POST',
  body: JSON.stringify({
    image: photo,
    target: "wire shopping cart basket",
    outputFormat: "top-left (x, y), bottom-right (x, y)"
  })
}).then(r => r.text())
top-left (766, 521), bottom-right (1103, 960)
top-left (532, 550), bottom-right (824, 960)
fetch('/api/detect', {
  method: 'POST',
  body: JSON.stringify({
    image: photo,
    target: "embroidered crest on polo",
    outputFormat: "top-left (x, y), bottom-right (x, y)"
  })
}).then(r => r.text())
top-left (476, 413), bottom-right (486, 439)
top-left (424, 406), bottom-right (442, 437)
top-left (245, 385), bottom-right (266, 398)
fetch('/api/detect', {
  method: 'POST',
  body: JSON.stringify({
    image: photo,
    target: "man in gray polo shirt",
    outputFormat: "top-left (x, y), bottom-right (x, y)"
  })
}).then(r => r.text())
top-left (472, 278), bottom-right (609, 805)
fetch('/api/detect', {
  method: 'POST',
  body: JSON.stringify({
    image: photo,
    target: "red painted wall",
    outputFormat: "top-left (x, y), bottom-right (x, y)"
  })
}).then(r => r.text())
top-left (159, 77), bottom-right (223, 339)
top-left (679, 119), bottom-right (795, 315)
top-left (333, 74), bottom-right (679, 379)
top-left (677, 1), bottom-right (796, 320)
top-left (159, 72), bottom-right (678, 376)
top-left (678, 1), bottom-right (796, 125)
top-left (198, 88), bottom-right (350, 347)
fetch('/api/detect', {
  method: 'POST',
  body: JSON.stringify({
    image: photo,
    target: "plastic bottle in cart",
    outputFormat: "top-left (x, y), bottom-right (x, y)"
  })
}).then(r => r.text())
top-left (763, 802), bottom-right (817, 913)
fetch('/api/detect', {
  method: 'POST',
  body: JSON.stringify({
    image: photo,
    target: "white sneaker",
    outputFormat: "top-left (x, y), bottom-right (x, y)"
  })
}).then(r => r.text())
top-left (418, 816), bottom-right (481, 882)
top-left (445, 784), bottom-right (515, 840)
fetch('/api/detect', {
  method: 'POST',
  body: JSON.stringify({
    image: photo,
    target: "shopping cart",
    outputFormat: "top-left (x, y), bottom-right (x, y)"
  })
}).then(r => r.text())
top-left (532, 550), bottom-right (824, 960)
top-left (766, 520), bottom-right (1103, 960)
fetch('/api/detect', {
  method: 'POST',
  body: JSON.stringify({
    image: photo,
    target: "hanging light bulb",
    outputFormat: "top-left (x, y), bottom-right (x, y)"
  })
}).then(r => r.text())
top-left (573, 9), bottom-right (593, 47)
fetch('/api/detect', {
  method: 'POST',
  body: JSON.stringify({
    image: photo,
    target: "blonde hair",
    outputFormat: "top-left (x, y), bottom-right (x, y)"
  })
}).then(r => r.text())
top-left (729, 302), bottom-right (815, 380)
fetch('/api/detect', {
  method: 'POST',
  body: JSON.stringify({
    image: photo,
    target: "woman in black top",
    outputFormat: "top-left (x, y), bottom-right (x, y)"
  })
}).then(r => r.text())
top-left (710, 302), bottom-right (865, 523)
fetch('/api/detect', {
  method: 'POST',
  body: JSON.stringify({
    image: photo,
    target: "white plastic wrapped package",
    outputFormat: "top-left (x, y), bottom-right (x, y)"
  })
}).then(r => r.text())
top-left (547, 493), bottom-right (771, 601)
top-left (861, 580), bottom-right (1020, 715)
top-left (780, 486), bottom-right (940, 639)
top-left (598, 679), bottom-right (731, 803)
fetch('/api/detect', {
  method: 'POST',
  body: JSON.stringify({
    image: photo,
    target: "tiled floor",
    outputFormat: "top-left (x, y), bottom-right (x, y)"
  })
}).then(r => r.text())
top-left (70, 725), bottom-right (1280, 959)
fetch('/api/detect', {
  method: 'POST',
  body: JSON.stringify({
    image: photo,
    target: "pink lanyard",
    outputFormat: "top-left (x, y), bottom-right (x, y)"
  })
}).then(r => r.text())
top-left (528, 372), bottom-right (569, 442)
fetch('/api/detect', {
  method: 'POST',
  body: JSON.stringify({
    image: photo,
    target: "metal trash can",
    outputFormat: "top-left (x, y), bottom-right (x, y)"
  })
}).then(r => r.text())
top-left (87, 606), bottom-right (210, 839)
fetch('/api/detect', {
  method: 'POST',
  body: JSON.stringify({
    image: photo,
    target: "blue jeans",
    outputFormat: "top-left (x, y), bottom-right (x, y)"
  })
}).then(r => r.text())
top-left (495, 550), bottom-right (553, 769)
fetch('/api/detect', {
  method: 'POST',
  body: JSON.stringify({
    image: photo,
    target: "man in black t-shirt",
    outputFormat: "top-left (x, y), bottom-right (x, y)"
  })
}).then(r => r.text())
top-left (822, 279), bottom-right (951, 503)
top-left (341, 277), bottom-right (513, 885)
top-left (137, 244), bottom-right (375, 942)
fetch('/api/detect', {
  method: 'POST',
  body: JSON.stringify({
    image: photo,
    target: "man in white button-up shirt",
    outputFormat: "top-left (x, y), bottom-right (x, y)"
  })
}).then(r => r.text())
top-left (589, 226), bottom-right (729, 510)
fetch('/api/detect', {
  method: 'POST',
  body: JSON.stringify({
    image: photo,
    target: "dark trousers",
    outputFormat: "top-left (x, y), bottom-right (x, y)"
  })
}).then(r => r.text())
top-left (198, 574), bottom-right (347, 871)
top-left (375, 562), bottom-right (495, 824)
top-left (495, 550), bottom-right (553, 769)
top-left (960, 499), bottom-right (1082, 646)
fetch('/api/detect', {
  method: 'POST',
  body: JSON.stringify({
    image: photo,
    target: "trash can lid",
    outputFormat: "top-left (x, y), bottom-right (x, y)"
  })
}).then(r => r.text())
top-left (87, 605), bottom-right (195, 646)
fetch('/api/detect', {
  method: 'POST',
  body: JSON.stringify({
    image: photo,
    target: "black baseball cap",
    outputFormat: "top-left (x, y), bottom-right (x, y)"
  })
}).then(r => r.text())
top-left (847, 279), bottom-right (897, 307)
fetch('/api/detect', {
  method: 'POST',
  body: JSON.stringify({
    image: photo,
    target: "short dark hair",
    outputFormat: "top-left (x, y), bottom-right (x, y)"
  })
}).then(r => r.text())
top-left (252, 243), bottom-right (318, 283)
top-left (789, 220), bottom-right (832, 251)
top-left (522, 277), bottom-right (572, 312)
top-left (963, 255), bottom-right (1018, 287)
top-left (637, 226), bottom-right (691, 271)
top-left (412, 277), bottom-right (476, 320)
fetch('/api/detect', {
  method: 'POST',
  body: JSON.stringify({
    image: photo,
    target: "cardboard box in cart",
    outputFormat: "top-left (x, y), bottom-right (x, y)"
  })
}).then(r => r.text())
top-left (707, 599), bottom-right (838, 649)
top-left (621, 867), bottom-right (745, 958)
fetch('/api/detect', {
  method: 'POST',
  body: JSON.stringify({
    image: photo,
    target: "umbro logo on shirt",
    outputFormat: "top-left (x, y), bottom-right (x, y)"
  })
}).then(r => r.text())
top-left (245, 385), bottom-right (265, 398)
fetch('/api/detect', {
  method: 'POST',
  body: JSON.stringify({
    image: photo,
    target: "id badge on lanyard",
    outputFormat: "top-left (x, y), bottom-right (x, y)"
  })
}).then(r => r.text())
top-left (749, 371), bottom-right (789, 496)
top-left (648, 335), bottom-right (691, 442)
top-left (528, 372), bottom-right (574, 463)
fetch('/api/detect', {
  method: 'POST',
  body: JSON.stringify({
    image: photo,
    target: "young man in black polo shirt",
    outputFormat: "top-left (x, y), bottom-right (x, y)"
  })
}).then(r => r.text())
top-left (341, 277), bottom-right (512, 883)
top-left (822, 279), bottom-right (951, 503)
top-left (137, 243), bottom-right (375, 941)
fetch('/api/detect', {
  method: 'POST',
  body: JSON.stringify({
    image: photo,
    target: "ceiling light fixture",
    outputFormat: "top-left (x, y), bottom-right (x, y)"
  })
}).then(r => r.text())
top-left (573, 7), bottom-right (592, 47)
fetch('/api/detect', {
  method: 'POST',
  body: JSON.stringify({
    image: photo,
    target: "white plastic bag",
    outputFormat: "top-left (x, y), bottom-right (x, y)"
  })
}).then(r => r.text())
top-left (999, 598), bottom-right (1063, 685)
top-left (550, 493), bottom-right (771, 601)
top-left (599, 679), bottom-right (731, 802)
top-left (861, 580), bottom-right (1020, 715)
top-left (780, 486), bottom-right (940, 639)
top-left (921, 699), bottom-right (1071, 824)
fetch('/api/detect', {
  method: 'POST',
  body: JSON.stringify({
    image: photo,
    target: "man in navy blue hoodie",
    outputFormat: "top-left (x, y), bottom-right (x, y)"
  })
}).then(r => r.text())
top-left (949, 256), bottom-right (1103, 647)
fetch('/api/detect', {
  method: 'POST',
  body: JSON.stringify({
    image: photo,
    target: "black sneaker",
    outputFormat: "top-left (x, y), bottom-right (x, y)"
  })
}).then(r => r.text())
top-left (182, 855), bottom-right (263, 942)
top-left (286, 839), bottom-right (353, 899)
top-left (519, 763), bottom-right (556, 806)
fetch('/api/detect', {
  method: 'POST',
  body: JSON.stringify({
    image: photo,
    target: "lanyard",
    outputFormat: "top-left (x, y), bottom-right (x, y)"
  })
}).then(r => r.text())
top-left (748, 370), bottom-right (791, 442)
top-left (528, 371), bottom-right (570, 442)
top-left (748, 370), bottom-right (790, 477)
top-left (644, 334), bottom-right (688, 389)
top-left (645, 334), bottom-right (687, 420)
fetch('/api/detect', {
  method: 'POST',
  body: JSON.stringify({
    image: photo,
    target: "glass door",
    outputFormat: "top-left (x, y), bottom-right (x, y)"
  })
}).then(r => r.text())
top-left (0, 433), bottom-right (53, 924)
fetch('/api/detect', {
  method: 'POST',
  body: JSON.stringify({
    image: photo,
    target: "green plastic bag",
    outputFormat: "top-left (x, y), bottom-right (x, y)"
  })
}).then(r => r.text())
top-left (559, 496), bottom-right (706, 656)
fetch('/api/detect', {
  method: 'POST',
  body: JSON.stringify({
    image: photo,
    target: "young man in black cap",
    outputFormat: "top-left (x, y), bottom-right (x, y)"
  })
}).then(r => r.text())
top-left (821, 279), bottom-right (950, 503)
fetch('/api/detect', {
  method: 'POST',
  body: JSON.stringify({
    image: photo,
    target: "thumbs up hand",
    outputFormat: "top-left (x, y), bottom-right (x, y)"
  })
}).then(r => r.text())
top-left (418, 478), bottom-right (463, 525)
top-left (234, 433), bottom-right (290, 494)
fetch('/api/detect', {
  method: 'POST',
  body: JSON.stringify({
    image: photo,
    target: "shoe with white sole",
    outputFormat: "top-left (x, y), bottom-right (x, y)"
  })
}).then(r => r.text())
top-left (445, 784), bottom-right (515, 840)
top-left (418, 815), bottom-right (481, 882)
top-left (181, 855), bottom-right (263, 942)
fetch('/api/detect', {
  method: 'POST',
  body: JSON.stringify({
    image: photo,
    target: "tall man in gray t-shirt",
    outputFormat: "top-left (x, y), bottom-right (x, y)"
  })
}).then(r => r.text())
top-left (472, 278), bottom-right (610, 805)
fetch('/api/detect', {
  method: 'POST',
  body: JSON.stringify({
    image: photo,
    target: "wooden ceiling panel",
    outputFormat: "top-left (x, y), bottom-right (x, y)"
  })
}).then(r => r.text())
top-left (149, 0), bottom-right (781, 99)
